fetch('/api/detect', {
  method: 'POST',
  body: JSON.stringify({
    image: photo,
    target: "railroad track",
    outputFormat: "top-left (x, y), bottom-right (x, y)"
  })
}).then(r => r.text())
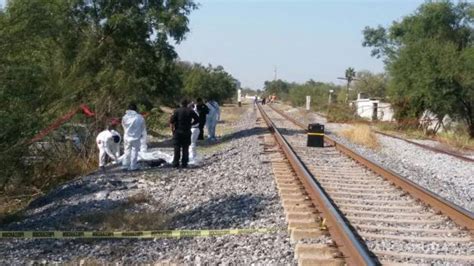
top-left (258, 104), bottom-right (473, 265)
top-left (372, 130), bottom-right (474, 163)
top-left (276, 104), bottom-right (473, 162)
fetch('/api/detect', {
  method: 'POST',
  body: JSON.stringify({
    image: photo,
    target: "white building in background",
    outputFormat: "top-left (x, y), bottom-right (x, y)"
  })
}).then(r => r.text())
top-left (353, 93), bottom-right (394, 121)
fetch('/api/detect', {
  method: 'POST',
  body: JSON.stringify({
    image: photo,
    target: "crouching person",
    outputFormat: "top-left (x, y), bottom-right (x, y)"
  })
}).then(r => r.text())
top-left (122, 103), bottom-right (147, 171)
top-left (96, 124), bottom-right (121, 171)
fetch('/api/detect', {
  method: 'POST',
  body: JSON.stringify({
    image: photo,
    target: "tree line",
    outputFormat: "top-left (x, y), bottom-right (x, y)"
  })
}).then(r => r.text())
top-left (263, 1), bottom-right (473, 138)
top-left (262, 70), bottom-right (387, 111)
top-left (0, 0), bottom-right (237, 191)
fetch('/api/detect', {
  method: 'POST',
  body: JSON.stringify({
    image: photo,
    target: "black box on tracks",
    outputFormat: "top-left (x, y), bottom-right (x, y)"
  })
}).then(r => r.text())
top-left (307, 123), bottom-right (324, 148)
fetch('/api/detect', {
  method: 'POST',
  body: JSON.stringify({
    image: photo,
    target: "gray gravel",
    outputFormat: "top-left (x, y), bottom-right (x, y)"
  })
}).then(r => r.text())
top-left (276, 104), bottom-right (474, 212)
top-left (265, 106), bottom-right (474, 265)
top-left (0, 106), bottom-right (295, 264)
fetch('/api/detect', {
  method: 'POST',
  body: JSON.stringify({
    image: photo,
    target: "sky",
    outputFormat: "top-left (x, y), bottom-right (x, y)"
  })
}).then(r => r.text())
top-left (0, 0), bottom-right (426, 89)
top-left (175, 0), bottom-right (426, 89)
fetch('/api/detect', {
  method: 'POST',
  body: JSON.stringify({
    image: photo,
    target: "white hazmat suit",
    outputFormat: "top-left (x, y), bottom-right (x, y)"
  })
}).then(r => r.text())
top-left (96, 129), bottom-right (121, 167)
top-left (122, 110), bottom-right (146, 171)
top-left (189, 106), bottom-right (200, 163)
top-left (206, 100), bottom-right (220, 140)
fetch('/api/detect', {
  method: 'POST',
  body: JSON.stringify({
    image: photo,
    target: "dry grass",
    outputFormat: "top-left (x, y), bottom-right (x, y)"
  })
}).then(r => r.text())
top-left (199, 104), bottom-right (247, 155)
top-left (340, 124), bottom-right (380, 150)
top-left (1, 147), bottom-right (96, 224)
top-left (75, 210), bottom-right (169, 231)
top-left (375, 122), bottom-right (474, 151)
top-left (215, 103), bottom-right (247, 136)
top-left (126, 192), bottom-right (152, 205)
top-left (65, 259), bottom-right (180, 265)
top-left (74, 193), bottom-right (169, 231)
top-left (434, 131), bottom-right (474, 151)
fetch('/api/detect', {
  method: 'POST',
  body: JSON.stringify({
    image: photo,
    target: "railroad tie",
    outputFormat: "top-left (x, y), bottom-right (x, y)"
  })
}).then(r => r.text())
top-left (257, 120), bottom-right (345, 266)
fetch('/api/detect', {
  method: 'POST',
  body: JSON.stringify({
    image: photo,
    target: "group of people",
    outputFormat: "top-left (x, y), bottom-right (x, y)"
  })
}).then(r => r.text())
top-left (261, 95), bottom-right (277, 105)
top-left (96, 99), bottom-right (220, 171)
top-left (253, 95), bottom-right (277, 106)
top-left (170, 98), bottom-right (220, 168)
top-left (96, 103), bottom-right (147, 171)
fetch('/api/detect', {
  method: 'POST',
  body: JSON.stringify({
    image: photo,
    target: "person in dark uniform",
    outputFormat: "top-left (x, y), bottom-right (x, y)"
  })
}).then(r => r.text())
top-left (195, 98), bottom-right (209, 140)
top-left (170, 99), bottom-right (199, 168)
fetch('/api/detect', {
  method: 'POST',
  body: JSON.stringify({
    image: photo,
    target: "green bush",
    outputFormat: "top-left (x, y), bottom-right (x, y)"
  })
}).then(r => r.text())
top-left (326, 104), bottom-right (359, 123)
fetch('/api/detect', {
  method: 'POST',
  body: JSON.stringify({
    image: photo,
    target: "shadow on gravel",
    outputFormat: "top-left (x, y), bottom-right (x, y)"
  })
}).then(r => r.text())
top-left (0, 175), bottom-right (135, 231)
top-left (148, 126), bottom-right (269, 149)
top-left (168, 194), bottom-right (270, 229)
top-left (0, 199), bottom-right (125, 231)
top-left (277, 127), bottom-right (306, 136)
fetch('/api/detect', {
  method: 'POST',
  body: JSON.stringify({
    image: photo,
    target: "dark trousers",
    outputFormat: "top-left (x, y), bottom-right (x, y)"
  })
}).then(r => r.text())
top-left (198, 120), bottom-right (206, 140)
top-left (172, 132), bottom-right (191, 167)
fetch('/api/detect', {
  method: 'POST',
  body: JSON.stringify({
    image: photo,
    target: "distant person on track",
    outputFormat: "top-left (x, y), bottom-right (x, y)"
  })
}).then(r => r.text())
top-left (195, 98), bottom-right (209, 140)
top-left (270, 95), bottom-right (276, 104)
top-left (96, 123), bottom-right (121, 171)
top-left (206, 99), bottom-right (220, 141)
top-left (170, 99), bottom-right (199, 168)
top-left (122, 103), bottom-right (147, 171)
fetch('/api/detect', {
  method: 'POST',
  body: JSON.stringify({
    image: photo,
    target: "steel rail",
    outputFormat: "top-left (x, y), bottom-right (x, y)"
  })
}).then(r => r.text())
top-left (257, 104), bottom-right (377, 266)
top-left (372, 130), bottom-right (474, 163)
top-left (312, 110), bottom-right (473, 162)
top-left (267, 104), bottom-right (474, 232)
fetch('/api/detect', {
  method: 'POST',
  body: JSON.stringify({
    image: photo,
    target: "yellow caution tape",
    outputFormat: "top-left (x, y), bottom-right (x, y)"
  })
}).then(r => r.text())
top-left (0, 228), bottom-right (280, 239)
top-left (307, 133), bottom-right (324, 136)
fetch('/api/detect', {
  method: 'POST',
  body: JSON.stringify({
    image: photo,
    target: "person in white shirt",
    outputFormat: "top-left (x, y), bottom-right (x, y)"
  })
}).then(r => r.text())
top-left (96, 124), bottom-right (121, 170)
top-left (205, 99), bottom-right (220, 141)
top-left (122, 103), bottom-right (147, 171)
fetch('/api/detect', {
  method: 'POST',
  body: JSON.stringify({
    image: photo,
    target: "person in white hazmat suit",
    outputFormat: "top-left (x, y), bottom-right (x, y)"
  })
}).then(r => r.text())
top-left (122, 103), bottom-right (147, 171)
top-left (96, 125), bottom-right (121, 170)
top-left (188, 102), bottom-right (201, 164)
top-left (206, 99), bottom-right (220, 141)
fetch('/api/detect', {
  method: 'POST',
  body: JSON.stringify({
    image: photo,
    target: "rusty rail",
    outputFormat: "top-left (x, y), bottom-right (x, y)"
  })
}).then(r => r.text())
top-left (268, 104), bottom-right (474, 231)
top-left (373, 130), bottom-right (474, 163)
top-left (311, 109), bottom-right (473, 162)
top-left (258, 104), bottom-right (377, 266)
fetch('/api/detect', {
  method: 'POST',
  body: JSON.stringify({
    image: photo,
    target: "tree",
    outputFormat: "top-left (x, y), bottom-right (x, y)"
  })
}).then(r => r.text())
top-left (353, 70), bottom-right (388, 99)
top-left (363, 1), bottom-right (474, 137)
top-left (179, 62), bottom-right (237, 104)
top-left (288, 81), bottom-right (340, 110)
top-left (0, 0), bottom-right (197, 188)
top-left (342, 67), bottom-right (356, 103)
top-left (263, 79), bottom-right (291, 98)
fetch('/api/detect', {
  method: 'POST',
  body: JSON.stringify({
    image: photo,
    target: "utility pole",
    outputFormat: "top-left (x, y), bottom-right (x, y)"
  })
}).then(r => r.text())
top-left (327, 89), bottom-right (334, 117)
top-left (274, 66), bottom-right (277, 81)
top-left (337, 77), bottom-right (351, 103)
top-left (338, 67), bottom-right (356, 104)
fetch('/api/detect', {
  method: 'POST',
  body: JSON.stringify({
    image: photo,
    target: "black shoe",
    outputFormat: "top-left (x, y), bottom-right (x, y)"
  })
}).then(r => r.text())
top-left (181, 164), bottom-right (188, 168)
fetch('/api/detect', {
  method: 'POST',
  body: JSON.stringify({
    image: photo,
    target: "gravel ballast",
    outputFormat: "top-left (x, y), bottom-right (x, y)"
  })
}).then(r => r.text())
top-left (265, 106), bottom-right (473, 265)
top-left (0, 106), bottom-right (295, 264)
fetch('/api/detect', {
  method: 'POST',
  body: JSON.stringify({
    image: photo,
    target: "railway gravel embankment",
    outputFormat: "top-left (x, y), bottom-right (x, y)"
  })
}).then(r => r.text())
top-left (0, 106), bottom-right (295, 264)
